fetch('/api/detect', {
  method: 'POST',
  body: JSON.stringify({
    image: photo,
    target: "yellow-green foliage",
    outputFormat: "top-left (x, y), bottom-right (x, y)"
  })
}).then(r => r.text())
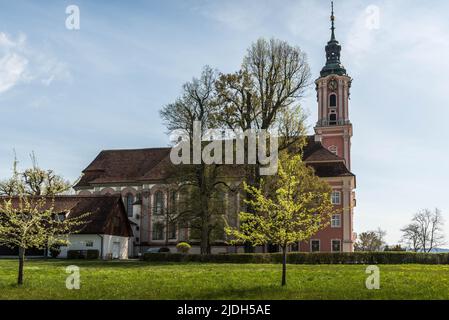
top-left (0, 196), bottom-right (89, 252)
top-left (226, 153), bottom-right (334, 249)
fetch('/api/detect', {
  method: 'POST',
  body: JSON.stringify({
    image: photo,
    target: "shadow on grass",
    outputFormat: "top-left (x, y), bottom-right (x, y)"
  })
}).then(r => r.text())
top-left (18, 259), bottom-right (198, 269)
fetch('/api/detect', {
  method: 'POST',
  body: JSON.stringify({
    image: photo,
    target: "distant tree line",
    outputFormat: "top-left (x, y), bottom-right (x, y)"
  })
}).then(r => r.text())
top-left (355, 208), bottom-right (445, 252)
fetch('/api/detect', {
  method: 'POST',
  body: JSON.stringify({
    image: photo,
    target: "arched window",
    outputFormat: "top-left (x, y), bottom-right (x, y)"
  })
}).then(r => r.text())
top-left (154, 191), bottom-right (164, 215)
top-left (126, 194), bottom-right (134, 217)
top-left (152, 222), bottom-right (164, 240)
top-left (329, 94), bottom-right (337, 108)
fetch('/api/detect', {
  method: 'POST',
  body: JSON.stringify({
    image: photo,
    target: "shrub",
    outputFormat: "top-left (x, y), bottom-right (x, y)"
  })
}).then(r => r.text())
top-left (86, 250), bottom-right (100, 259)
top-left (67, 250), bottom-right (85, 259)
top-left (143, 251), bottom-right (449, 265)
top-left (67, 249), bottom-right (99, 259)
top-left (176, 242), bottom-right (191, 254)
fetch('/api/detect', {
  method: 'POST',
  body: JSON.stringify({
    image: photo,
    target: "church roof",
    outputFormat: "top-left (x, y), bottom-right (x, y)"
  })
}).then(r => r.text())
top-left (75, 148), bottom-right (171, 187)
top-left (74, 136), bottom-right (353, 189)
top-left (302, 136), bottom-right (343, 162)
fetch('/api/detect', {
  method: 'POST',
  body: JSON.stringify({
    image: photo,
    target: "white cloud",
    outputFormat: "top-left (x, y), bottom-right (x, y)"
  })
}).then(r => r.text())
top-left (0, 32), bottom-right (71, 94)
top-left (0, 52), bottom-right (28, 93)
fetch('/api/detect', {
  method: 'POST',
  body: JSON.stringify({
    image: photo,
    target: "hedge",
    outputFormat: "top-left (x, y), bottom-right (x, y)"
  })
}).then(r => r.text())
top-left (143, 252), bottom-right (449, 265)
top-left (67, 249), bottom-right (100, 260)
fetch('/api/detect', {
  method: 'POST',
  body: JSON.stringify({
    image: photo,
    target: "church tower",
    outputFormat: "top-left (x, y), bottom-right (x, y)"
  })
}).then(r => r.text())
top-left (315, 2), bottom-right (353, 170)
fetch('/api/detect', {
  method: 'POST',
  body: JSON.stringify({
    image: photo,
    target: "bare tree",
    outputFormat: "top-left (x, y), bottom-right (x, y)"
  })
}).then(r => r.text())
top-left (404, 209), bottom-right (445, 252)
top-left (160, 66), bottom-right (234, 254)
top-left (216, 38), bottom-right (311, 188)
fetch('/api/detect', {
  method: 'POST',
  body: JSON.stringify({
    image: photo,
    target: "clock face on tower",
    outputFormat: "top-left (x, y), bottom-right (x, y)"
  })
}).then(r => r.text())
top-left (328, 79), bottom-right (338, 91)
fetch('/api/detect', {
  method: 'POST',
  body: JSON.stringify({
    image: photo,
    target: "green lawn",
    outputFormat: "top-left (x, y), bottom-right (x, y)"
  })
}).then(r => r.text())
top-left (0, 259), bottom-right (449, 299)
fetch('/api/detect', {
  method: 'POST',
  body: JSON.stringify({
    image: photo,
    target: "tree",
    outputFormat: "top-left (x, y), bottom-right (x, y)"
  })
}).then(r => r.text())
top-left (0, 195), bottom-right (89, 285)
top-left (400, 223), bottom-right (421, 252)
top-left (216, 38), bottom-right (311, 189)
top-left (160, 66), bottom-right (233, 254)
top-left (383, 244), bottom-right (405, 252)
top-left (0, 157), bottom-right (86, 285)
top-left (354, 228), bottom-right (386, 252)
top-left (225, 152), bottom-right (334, 286)
top-left (216, 38), bottom-right (311, 253)
top-left (0, 153), bottom-right (71, 196)
top-left (401, 209), bottom-right (445, 252)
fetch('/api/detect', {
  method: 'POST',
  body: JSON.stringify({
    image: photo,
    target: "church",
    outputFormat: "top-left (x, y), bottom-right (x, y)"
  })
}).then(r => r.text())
top-left (73, 7), bottom-right (356, 256)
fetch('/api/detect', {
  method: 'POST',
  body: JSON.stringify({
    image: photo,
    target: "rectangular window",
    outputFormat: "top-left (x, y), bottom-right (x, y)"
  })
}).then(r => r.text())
top-left (331, 214), bottom-right (341, 228)
top-left (311, 240), bottom-right (320, 252)
top-left (85, 240), bottom-right (93, 247)
top-left (126, 194), bottom-right (134, 217)
top-left (331, 191), bottom-right (341, 205)
top-left (332, 240), bottom-right (341, 252)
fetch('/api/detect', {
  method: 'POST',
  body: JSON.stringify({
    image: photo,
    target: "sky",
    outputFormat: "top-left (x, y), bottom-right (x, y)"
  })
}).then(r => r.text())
top-left (0, 0), bottom-right (448, 245)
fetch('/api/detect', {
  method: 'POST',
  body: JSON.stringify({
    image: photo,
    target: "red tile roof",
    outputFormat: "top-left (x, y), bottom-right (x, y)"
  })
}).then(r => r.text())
top-left (75, 148), bottom-right (171, 187)
top-left (0, 195), bottom-right (132, 237)
top-left (75, 136), bottom-right (354, 188)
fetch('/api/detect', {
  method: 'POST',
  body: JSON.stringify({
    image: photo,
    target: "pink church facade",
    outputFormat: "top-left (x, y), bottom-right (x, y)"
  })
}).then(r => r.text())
top-left (74, 7), bottom-right (356, 255)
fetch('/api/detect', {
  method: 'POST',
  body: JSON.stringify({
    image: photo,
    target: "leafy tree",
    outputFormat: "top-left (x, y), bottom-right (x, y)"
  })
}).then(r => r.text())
top-left (215, 38), bottom-right (310, 252)
top-left (0, 157), bottom-right (87, 285)
top-left (354, 228), bottom-right (386, 252)
top-left (225, 153), bottom-right (334, 286)
top-left (0, 153), bottom-right (71, 196)
top-left (400, 223), bottom-right (421, 252)
top-left (0, 195), bottom-right (89, 285)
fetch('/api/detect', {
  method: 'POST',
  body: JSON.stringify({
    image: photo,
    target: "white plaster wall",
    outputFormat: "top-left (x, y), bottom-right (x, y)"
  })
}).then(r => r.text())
top-left (59, 234), bottom-right (102, 258)
top-left (102, 235), bottom-right (129, 259)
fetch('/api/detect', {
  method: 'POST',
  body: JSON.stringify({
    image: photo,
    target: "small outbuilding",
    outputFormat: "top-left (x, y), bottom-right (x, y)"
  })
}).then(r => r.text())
top-left (0, 195), bottom-right (133, 260)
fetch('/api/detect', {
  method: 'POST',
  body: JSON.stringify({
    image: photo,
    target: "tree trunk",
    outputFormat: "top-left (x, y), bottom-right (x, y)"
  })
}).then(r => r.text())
top-left (18, 247), bottom-right (25, 286)
top-left (243, 165), bottom-right (257, 253)
top-left (281, 246), bottom-right (287, 286)
top-left (200, 222), bottom-right (209, 255)
top-left (165, 213), bottom-right (169, 247)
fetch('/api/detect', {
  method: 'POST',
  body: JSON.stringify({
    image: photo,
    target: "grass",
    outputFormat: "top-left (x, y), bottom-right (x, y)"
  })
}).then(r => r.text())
top-left (1, 259), bottom-right (449, 299)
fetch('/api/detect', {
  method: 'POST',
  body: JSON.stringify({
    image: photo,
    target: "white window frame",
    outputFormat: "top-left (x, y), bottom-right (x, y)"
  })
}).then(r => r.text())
top-left (331, 191), bottom-right (341, 205)
top-left (331, 213), bottom-right (341, 228)
top-left (331, 239), bottom-right (342, 252)
top-left (85, 240), bottom-right (94, 247)
top-left (310, 239), bottom-right (320, 253)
